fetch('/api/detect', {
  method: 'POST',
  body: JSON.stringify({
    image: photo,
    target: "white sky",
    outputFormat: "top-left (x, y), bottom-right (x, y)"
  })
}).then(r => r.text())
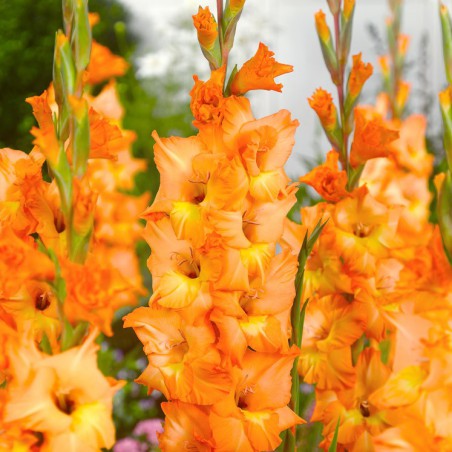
top-left (119, 0), bottom-right (446, 176)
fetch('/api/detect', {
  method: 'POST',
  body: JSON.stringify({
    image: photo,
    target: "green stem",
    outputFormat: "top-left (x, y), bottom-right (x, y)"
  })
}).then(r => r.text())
top-left (333, 11), bottom-right (350, 185)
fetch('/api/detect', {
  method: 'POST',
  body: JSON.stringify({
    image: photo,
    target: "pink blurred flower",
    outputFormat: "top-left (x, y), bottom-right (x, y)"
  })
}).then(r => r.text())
top-left (114, 438), bottom-right (147, 452)
top-left (134, 419), bottom-right (164, 445)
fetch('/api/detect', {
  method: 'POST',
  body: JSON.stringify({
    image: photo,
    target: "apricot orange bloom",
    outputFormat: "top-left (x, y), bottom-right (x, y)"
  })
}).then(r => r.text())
top-left (127, 30), bottom-right (300, 448)
top-left (308, 88), bottom-right (339, 131)
top-left (299, 150), bottom-right (349, 202)
top-left (4, 331), bottom-right (123, 451)
top-left (343, 0), bottom-right (356, 20)
top-left (349, 106), bottom-right (399, 167)
top-left (86, 41), bottom-right (129, 85)
top-left (193, 6), bottom-right (218, 51)
top-left (230, 43), bottom-right (293, 95)
top-left (347, 53), bottom-right (373, 98)
top-left (190, 66), bottom-right (226, 127)
top-left (315, 10), bottom-right (331, 44)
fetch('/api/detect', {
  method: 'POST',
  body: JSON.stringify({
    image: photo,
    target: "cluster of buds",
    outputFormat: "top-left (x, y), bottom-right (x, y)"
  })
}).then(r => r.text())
top-left (379, 0), bottom-right (411, 118)
top-left (0, 2), bottom-right (146, 449)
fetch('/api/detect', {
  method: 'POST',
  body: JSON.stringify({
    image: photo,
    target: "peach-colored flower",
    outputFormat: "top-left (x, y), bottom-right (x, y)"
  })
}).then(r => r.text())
top-left (300, 150), bottom-right (349, 202)
top-left (231, 43), bottom-right (293, 95)
top-left (193, 7), bottom-right (218, 50)
top-left (86, 41), bottom-right (129, 85)
top-left (350, 107), bottom-right (399, 167)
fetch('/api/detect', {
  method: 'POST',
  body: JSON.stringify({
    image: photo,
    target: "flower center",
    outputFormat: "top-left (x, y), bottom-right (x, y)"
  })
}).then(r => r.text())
top-left (35, 291), bottom-right (51, 311)
top-left (359, 400), bottom-right (370, 417)
top-left (353, 222), bottom-right (372, 238)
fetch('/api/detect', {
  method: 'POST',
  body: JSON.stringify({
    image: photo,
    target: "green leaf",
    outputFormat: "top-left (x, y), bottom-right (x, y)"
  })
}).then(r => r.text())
top-left (328, 416), bottom-right (341, 452)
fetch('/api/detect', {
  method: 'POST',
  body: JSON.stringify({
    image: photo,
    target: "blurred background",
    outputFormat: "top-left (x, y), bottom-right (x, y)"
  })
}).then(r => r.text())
top-left (1, 0), bottom-right (449, 175)
top-left (0, 0), bottom-right (449, 447)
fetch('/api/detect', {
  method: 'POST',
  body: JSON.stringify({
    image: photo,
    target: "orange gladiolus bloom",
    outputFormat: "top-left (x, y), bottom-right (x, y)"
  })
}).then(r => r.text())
top-left (300, 150), bottom-right (349, 202)
top-left (193, 6), bottom-right (218, 50)
top-left (350, 107), bottom-right (399, 167)
top-left (348, 53), bottom-right (373, 98)
top-left (395, 80), bottom-right (411, 111)
top-left (308, 88), bottom-right (338, 131)
top-left (62, 253), bottom-right (135, 335)
top-left (159, 401), bottom-right (214, 451)
top-left (125, 307), bottom-right (233, 405)
top-left (379, 55), bottom-right (390, 78)
top-left (229, 0), bottom-right (246, 13)
top-left (230, 43), bottom-right (293, 95)
top-left (210, 348), bottom-right (304, 451)
top-left (88, 108), bottom-right (134, 160)
top-left (398, 34), bottom-right (410, 56)
top-left (4, 331), bottom-right (122, 451)
top-left (190, 66), bottom-right (226, 127)
top-left (0, 227), bottom-right (55, 299)
top-left (86, 41), bottom-right (129, 85)
top-left (343, 0), bottom-right (356, 20)
top-left (299, 295), bottom-right (367, 390)
top-left (312, 348), bottom-right (392, 451)
top-left (315, 10), bottom-right (330, 43)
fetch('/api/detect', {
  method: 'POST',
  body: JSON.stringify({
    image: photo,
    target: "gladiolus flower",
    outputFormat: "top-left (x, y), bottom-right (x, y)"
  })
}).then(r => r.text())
top-left (193, 6), bottom-right (218, 51)
top-left (379, 55), bottom-right (390, 79)
top-left (230, 43), bottom-right (293, 95)
top-left (347, 53), bottom-right (373, 99)
top-left (315, 10), bottom-right (330, 44)
top-left (4, 331), bottom-right (123, 450)
top-left (230, 0), bottom-right (246, 13)
top-left (350, 107), bottom-right (399, 167)
top-left (395, 80), bottom-right (411, 112)
top-left (86, 41), bottom-right (128, 85)
top-left (398, 34), bottom-right (410, 56)
top-left (190, 66), bottom-right (226, 127)
top-left (299, 150), bottom-right (349, 202)
top-left (343, 0), bottom-right (356, 20)
top-left (309, 88), bottom-right (339, 131)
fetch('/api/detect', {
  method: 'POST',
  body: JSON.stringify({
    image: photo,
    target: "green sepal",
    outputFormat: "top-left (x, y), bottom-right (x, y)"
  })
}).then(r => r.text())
top-left (327, 0), bottom-right (341, 15)
top-left (340, 4), bottom-right (356, 69)
top-left (437, 171), bottom-right (452, 265)
top-left (200, 38), bottom-right (222, 70)
top-left (71, 97), bottom-right (90, 178)
top-left (325, 124), bottom-right (344, 154)
top-left (222, 0), bottom-right (244, 54)
top-left (69, 223), bottom-right (93, 263)
top-left (439, 96), bottom-right (452, 167)
top-left (318, 35), bottom-right (339, 85)
top-left (39, 332), bottom-right (53, 355)
top-left (62, 0), bottom-right (74, 36)
top-left (379, 338), bottom-right (391, 365)
top-left (224, 64), bottom-right (238, 97)
top-left (53, 30), bottom-right (77, 141)
top-left (351, 333), bottom-right (367, 366)
top-left (38, 240), bottom-right (67, 304)
top-left (71, 0), bottom-right (92, 73)
top-left (61, 320), bottom-right (89, 351)
top-left (53, 141), bottom-right (73, 221)
top-left (441, 4), bottom-right (452, 85)
top-left (348, 164), bottom-right (364, 191)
